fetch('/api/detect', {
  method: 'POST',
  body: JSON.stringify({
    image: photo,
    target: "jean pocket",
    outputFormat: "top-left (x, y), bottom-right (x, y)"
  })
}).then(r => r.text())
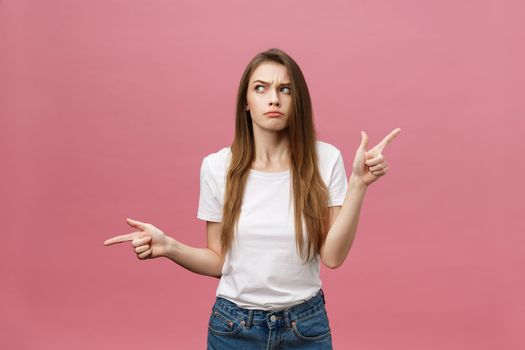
top-left (208, 308), bottom-right (244, 336)
top-left (291, 308), bottom-right (331, 342)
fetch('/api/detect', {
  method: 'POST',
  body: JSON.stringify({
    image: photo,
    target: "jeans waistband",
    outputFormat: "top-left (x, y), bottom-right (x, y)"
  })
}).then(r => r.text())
top-left (212, 289), bottom-right (326, 329)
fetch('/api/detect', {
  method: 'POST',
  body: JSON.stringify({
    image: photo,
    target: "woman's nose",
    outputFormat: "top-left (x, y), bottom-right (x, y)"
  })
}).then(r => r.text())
top-left (269, 89), bottom-right (280, 106)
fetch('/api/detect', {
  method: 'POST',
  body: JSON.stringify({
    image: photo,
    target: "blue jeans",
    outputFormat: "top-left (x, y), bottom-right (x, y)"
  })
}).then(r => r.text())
top-left (207, 289), bottom-right (332, 349)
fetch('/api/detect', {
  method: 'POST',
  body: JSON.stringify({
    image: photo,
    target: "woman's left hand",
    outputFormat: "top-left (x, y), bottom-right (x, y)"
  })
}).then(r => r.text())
top-left (351, 128), bottom-right (401, 187)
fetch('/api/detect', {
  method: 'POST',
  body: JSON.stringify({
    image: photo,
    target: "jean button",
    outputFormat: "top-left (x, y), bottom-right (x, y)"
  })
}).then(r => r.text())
top-left (270, 315), bottom-right (276, 321)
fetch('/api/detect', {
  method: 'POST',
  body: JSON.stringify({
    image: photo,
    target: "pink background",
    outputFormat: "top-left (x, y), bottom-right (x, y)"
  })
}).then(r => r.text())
top-left (1, 0), bottom-right (524, 349)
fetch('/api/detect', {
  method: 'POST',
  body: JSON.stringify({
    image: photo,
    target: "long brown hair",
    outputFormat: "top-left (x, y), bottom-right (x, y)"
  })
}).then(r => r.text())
top-left (220, 48), bottom-right (331, 264)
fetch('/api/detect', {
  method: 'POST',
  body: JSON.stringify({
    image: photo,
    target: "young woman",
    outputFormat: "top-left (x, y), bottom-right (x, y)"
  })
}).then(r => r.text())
top-left (104, 48), bottom-right (400, 349)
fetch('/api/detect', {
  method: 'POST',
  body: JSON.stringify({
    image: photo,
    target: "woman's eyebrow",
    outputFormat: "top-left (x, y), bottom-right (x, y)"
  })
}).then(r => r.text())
top-left (252, 80), bottom-right (291, 85)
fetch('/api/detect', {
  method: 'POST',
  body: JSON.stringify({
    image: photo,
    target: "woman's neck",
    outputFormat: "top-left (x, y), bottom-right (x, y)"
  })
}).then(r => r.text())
top-left (251, 129), bottom-right (290, 171)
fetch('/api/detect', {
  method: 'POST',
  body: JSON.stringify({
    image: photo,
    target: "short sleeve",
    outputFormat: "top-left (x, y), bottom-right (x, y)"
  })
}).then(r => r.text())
top-left (197, 158), bottom-right (223, 222)
top-left (328, 151), bottom-right (348, 206)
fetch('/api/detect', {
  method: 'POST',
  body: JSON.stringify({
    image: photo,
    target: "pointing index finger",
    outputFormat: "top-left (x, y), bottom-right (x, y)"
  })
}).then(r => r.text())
top-left (377, 128), bottom-right (401, 152)
top-left (103, 232), bottom-right (141, 246)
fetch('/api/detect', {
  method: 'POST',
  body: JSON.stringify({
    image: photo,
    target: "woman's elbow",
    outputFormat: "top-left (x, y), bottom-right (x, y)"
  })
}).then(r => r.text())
top-left (322, 257), bottom-right (343, 269)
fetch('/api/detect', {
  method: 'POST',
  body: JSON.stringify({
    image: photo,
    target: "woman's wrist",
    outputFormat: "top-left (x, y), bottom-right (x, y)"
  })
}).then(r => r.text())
top-left (161, 236), bottom-right (177, 258)
top-left (349, 173), bottom-right (368, 190)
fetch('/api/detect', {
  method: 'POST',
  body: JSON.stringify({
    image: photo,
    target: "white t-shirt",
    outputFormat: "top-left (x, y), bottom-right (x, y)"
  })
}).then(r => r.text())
top-left (197, 140), bottom-right (348, 310)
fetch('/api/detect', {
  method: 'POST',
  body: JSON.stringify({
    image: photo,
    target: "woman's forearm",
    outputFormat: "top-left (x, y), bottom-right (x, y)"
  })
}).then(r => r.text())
top-left (321, 175), bottom-right (368, 268)
top-left (162, 236), bottom-right (223, 278)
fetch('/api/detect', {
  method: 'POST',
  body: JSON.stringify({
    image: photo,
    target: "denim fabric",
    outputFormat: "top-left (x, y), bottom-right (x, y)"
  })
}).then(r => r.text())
top-left (207, 289), bottom-right (332, 349)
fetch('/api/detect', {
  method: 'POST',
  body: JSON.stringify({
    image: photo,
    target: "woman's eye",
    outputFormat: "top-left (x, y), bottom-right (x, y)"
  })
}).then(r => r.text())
top-left (254, 85), bottom-right (291, 94)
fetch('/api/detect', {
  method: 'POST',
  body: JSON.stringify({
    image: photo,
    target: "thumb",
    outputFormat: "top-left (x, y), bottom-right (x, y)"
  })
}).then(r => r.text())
top-left (126, 217), bottom-right (147, 230)
top-left (359, 131), bottom-right (368, 151)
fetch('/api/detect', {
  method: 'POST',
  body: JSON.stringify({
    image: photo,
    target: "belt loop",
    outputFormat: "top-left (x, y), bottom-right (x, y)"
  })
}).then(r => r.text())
top-left (245, 310), bottom-right (253, 329)
top-left (284, 310), bottom-right (291, 329)
top-left (320, 288), bottom-right (326, 304)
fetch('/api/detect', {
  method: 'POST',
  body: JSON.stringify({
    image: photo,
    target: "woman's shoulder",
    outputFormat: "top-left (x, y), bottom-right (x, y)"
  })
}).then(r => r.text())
top-left (202, 146), bottom-right (232, 172)
top-left (315, 140), bottom-right (343, 157)
top-left (315, 140), bottom-right (344, 173)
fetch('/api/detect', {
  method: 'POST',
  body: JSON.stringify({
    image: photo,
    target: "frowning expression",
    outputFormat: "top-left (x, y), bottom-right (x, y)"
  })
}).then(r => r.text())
top-left (246, 62), bottom-right (292, 132)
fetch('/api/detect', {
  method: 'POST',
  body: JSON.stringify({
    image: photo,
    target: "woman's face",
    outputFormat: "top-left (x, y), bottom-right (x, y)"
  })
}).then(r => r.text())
top-left (246, 62), bottom-right (292, 132)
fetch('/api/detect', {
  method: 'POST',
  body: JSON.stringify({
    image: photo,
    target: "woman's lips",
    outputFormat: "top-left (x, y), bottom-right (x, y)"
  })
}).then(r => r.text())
top-left (265, 112), bottom-right (283, 117)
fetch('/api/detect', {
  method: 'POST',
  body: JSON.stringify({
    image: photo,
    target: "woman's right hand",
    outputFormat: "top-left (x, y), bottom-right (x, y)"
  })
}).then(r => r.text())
top-left (103, 218), bottom-right (168, 259)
